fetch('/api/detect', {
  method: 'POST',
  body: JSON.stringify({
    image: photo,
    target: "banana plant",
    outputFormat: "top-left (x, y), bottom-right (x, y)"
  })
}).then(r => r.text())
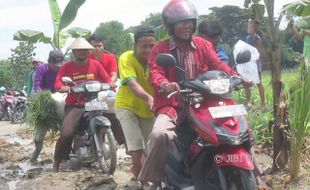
top-left (13, 0), bottom-right (90, 50)
top-left (282, 0), bottom-right (310, 17)
top-left (244, 0), bottom-right (290, 171)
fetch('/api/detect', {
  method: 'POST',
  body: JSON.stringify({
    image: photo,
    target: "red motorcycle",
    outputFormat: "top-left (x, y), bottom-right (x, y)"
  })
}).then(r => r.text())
top-left (156, 54), bottom-right (257, 190)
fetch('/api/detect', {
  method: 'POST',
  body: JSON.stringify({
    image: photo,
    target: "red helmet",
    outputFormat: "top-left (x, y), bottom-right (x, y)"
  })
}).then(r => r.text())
top-left (162, 0), bottom-right (198, 31)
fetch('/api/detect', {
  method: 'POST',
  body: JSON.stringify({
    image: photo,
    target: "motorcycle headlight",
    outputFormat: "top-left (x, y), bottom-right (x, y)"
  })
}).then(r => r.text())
top-left (203, 79), bottom-right (230, 94)
top-left (85, 83), bottom-right (101, 92)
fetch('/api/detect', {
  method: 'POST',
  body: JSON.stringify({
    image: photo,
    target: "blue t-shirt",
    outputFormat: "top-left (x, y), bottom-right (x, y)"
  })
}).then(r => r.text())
top-left (216, 47), bottom-right (229, 64)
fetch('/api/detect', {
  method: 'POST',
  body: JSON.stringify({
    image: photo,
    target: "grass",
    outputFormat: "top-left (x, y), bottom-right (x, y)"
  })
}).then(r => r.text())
top-left (233, 69), bottom-right (299, 145)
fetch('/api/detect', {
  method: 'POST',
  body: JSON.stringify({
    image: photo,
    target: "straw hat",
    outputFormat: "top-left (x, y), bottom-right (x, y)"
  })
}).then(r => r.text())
top-left (68, 37), bottom-right (94, 50)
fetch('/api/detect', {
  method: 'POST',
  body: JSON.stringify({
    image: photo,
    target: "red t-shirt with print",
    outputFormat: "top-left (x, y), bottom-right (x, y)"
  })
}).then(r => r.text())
top-left (55, 58), bottom-right (111, 105)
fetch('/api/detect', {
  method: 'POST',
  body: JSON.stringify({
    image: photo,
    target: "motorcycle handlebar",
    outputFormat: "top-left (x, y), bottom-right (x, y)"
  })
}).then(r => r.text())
top-left (167, 89), bottom-right (193, 99)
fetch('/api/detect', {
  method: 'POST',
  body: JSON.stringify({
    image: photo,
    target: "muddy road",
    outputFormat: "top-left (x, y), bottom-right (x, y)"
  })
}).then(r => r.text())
top-left (0, 121), bottom-right (136, 190)
top-left (1, 121), bottom-right (309, 190)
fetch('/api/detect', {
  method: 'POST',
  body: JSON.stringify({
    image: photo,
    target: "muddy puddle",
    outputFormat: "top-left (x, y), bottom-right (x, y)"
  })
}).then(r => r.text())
top-left (0, 121), bottom-right (135, 190)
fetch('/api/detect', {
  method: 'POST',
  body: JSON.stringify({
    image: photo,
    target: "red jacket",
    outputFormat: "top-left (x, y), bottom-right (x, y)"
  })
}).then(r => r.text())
top-left (149, 36), bottom-right (238, 120)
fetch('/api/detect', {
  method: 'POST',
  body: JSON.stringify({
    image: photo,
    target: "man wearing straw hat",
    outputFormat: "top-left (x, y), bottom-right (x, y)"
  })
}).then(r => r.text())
top-left (53, 37), bottom-right (112, 172)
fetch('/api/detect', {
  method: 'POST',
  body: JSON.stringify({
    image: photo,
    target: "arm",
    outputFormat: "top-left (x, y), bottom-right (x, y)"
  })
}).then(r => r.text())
top-left (110, 54), bottom-right (118, 83)
top-left (149, 44), bottom-right (173, 87)
top-left (110, 72), bottom-right (118, 83)
top-left (127, 80), bottom-right (153, 109)
top-left (304, 29), bottom-right (310, 37)
top-left (97, 61), bottom-right (112, 84)
top-left (54, 65), bottom-right (69, 92)
top-left (33, 65), bottom-right (44, 92)
top-left (288, 20), bottom-right (303, 41)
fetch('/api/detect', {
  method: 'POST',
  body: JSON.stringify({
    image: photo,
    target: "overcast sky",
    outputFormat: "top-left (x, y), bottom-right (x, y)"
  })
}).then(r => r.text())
top-left (0, 0), bottom-right (295, 61)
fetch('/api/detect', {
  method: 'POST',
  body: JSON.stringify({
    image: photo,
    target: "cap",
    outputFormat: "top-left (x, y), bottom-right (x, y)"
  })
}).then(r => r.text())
top-left (48, 50), bottom-right (64, 67)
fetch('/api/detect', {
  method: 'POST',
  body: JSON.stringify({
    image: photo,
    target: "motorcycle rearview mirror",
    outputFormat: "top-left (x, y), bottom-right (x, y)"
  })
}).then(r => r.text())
top-left (156, 53), bottom-right (186, 74)
top-left (156, 53), bottom-right (177, 67)
top-left (62, 77), bottom-right (76, 85)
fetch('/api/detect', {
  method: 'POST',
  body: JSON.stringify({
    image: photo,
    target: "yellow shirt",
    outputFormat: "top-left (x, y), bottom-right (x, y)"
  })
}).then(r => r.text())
top-left (115, 51), bottom-right (154, 118)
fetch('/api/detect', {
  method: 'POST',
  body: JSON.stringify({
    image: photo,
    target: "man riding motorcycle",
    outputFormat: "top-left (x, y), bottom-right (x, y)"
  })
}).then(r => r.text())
top-left (138, 0), bottom-right (252, 189)
top-left (53, 37), bottom-right (112, 172)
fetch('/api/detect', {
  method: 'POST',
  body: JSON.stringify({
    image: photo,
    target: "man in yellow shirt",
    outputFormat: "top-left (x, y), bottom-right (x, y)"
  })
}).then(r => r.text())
top-left (115, 26), bottom-right (155, 180)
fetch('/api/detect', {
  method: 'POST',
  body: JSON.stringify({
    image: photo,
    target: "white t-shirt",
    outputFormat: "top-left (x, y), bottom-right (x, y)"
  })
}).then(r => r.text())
top-left (233, 40), bottom-right (261, 84)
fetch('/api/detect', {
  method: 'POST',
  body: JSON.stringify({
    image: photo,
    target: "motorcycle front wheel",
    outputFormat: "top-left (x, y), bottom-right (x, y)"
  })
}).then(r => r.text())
top-left (203, 166), bottom-right (257, 190)
top-left (11, 105), bottom-right (28, 124)
top-left (96, 128), bottom-right (117, 174)
top-left (0, 104), bottom-right (4, 121)
top-left (225, 167), bottom-right (257, 190)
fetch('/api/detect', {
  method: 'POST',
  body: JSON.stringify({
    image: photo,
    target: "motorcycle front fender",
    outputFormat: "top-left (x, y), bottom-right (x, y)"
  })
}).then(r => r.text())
top-left (89, 116), bottom-right (111, 134)
top-left (215, 147), bottom-right (254, 170)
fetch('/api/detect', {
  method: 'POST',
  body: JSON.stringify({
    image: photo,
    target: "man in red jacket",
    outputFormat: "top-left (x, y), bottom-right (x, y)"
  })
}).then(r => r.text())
top-left (138, 0), bottom-right (250, 188)
top-left (53, 37), bottom-right (112, 172)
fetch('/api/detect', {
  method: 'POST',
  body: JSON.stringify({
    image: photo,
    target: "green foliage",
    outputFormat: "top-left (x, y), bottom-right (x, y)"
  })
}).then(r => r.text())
top-left (281, 45), bottom-right (300, 68)
top-left (206, 6), bottom-right (249, 46)
top-left (233, 89), bottom-right (273, 145)
top-left (0, 60), bottom-right (16, 88)
top-left (288, 60), bottom-right (310, 180)
top-left (282, 0), bottom-right (310, 17)
top-left (26, 91), bottom-right (60, 133)
top-left (13, 30), bottom-right (52, 45)
top-left (58, 0), bottom-right (86, 31)
top-left (94, 21), bottom-right (127, 56)
top-left (233, 70), bottom-right (299, 145)
top-left (9, 42), bottom-right (36, 89)
top-left (14, 0), bottom-right (88, 49)
top-left (141, 13), bottom-right (162, 28)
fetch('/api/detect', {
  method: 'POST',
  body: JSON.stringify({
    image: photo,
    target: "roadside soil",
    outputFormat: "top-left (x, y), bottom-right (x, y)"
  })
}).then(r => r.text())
top-left (0, 121), bottom-right (309, 190)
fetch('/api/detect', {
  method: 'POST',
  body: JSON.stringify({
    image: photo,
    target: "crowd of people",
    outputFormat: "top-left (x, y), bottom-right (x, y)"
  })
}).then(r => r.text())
top-left (13, 0), bottom-right (277, 189)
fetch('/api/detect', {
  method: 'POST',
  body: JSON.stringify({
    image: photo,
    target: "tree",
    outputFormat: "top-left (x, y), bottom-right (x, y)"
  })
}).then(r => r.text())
top-left (207, 5), bottom-right (249, 46)
top-left (13, 0), bottom-right (90, 50)
top-left (244, 0), bottom-right (289, 172)
top-left (9, 42), bottom-right (36, 89)
top-left (141, 13), bottom-right (162, 28)
top-left (94, 21), bottom-right (127, 56)
top-left (0, 60), bottom-right (16, 88)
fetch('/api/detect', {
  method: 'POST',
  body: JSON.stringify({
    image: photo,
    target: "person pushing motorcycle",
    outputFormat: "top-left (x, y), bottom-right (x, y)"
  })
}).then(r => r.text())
top-left (137, 0), bottom-right (251, 189)
top-left (53, 37), bottom-right (112, 172)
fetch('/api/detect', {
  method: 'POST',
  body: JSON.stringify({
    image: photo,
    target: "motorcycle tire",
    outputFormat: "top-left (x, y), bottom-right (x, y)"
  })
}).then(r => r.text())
top-left (202, 165), bottom-right (257, 190)
top-left (0, 109), bottom-right (4, 121)
top-left (0, 103), bottom-right (6, 121)
top-left (225, 167), bottom-right (257, 190)
top-left (11, 105), bottom-right (28, 124)
top-left (97, 128), bottom-right (117, 174)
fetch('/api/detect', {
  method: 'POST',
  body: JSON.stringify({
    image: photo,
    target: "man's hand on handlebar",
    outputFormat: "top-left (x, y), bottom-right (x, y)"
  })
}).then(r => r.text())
top-left (109, 82), bottom-right (117, 88)
top-left (160, 82), bottom-right (180, 94)
top-left (59, 85), bottom-right (70, 93)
